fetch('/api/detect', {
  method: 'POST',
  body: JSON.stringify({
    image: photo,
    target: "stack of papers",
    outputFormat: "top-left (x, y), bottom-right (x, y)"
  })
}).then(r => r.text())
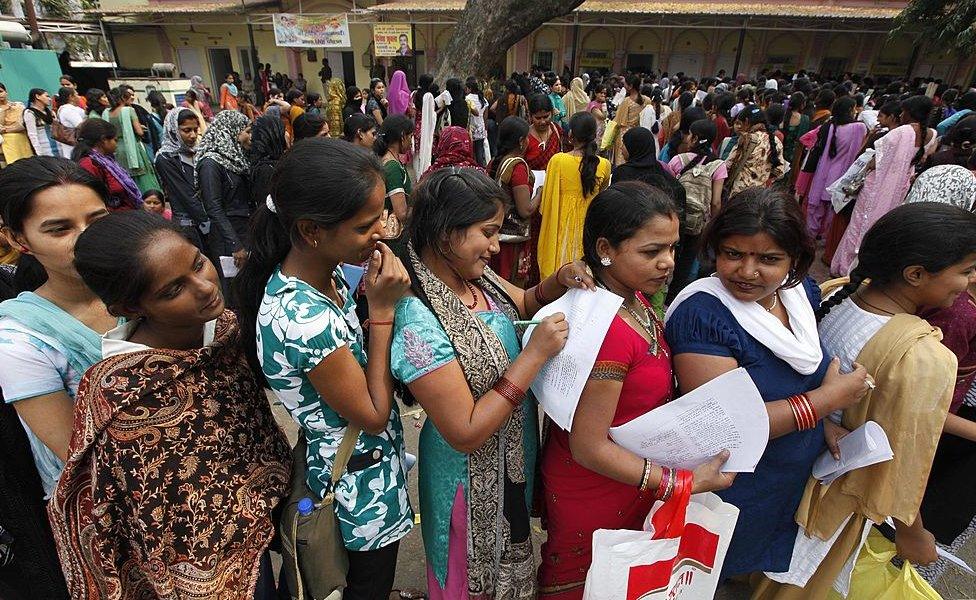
top-left (812, 421), bottom-right (893, 485)
top-left (523, 287), bottom-right (622, 431)
top-left (609, 368), bottom-right (769, 473)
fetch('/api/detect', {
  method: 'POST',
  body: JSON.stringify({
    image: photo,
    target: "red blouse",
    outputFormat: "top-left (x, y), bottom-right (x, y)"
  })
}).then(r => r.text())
top-left (525, 122), bottom-right (562, 171)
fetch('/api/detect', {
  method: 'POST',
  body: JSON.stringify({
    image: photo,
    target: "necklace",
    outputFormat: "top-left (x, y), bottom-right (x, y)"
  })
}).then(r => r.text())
top-left (856, 291), bottom-right (896, 316)
top-left (622, 295), bottom-right (667, 358)
top-left (759, 292), bottom-right (778, 312)
top-left (880, 289), bottom-right (914, 313)
top-left (462, 279), bottom-right (480, 310)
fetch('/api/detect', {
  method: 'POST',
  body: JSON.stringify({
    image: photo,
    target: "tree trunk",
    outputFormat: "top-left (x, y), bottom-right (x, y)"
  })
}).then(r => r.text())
top-left (434, 0), bottom-right (585, 82)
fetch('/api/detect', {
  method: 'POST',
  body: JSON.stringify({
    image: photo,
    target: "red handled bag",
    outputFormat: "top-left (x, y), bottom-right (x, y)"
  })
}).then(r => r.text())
top-left (583, 480), bottom-right (738, 600)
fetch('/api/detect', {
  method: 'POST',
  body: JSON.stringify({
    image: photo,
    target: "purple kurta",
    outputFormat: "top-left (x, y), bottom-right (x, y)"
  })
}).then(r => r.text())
top-left (805, 122), bottom-right (867, 237)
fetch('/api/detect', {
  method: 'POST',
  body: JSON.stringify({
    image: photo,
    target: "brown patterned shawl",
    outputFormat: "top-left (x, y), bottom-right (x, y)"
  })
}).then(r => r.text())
top-left (408, 243), bottom-right (536, 598)
top-left (48, 310), bottom-right (291, 600)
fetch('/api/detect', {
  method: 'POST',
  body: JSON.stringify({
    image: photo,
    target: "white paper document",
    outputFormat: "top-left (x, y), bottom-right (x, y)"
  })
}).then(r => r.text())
top-left (522, 287), bottom-right (622, 431)
top-left (608, 368), bottom-right (769, 473)
top-left (532, 170), bottom-right (546, 197)
top-left (812, 420), bottom-right (893, 485)
top-left (219, 256), bottom-right (239, 277)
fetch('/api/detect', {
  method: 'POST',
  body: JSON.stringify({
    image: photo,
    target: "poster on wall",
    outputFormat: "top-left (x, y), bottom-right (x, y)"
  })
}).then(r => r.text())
top-left (579, 50), bottom-right (613, 70)
top-left (373, 24), bottom-right (413, 57)
top-left (272, 13), bottom-right (350, 48)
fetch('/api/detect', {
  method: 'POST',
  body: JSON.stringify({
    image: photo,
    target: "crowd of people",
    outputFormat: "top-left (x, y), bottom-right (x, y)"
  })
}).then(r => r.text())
top-left (1, 62), bottom-right (976, 600)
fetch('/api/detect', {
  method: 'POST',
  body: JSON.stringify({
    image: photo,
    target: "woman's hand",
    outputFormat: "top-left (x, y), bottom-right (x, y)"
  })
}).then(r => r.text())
top-left (895, 525), bottom-right (938, 566)
top-left (690, 449), bottom-right (737, 494)
top-left (556, 260), bottom-right (596, 291)
top-left (823, 419), bottom-right (850, 460)
top-left (232, 248), bottom-right (249, 269)
top-left (524, 313), bottom-right (569, 361)
top-left (364, 241), bottom-right (410, 316)
top-left (810, 358), bottom-right (871, 414)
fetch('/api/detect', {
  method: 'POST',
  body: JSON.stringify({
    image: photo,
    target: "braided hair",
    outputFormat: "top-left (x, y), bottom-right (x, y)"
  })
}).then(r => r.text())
top-left (679, 119), bottom-right (719, 176)
top-left (816, 202), bottom-right (976, 321)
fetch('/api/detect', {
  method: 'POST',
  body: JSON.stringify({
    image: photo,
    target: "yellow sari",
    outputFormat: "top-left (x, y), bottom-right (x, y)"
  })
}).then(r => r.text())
top-left (536, 152), bottom-right (611, 278)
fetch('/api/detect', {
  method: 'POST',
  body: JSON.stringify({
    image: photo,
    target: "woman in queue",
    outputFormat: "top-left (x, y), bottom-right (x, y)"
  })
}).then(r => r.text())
top-left (51, 210), bottom-right (290, 599)
top-left (756, 202), bottom-right (976, 597)
top-left (0, 157), bottom-right (114, 498)
top-left (664, 188), bottom-right (870, 579)
top-left (389, 167), bottom-right (593, 598)
top-left (236, 138), bottom-right (415, 599)
top-left (538, 181), bottom-right (735, 598)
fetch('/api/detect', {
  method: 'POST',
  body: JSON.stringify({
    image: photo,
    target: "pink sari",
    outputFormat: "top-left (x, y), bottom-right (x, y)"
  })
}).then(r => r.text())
top-left (832, 125), bottom-right (935, 275)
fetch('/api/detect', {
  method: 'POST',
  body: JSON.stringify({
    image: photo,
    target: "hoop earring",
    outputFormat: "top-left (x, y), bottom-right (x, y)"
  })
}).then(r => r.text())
top-left (600, 256), bottom-right (612, 267)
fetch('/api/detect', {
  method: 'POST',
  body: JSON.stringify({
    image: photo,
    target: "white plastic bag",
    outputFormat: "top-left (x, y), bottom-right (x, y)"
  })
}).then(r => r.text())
top-left (827, 149), bottom-right (875, 214)
top-left (583, 493), bottom-right (739, 600)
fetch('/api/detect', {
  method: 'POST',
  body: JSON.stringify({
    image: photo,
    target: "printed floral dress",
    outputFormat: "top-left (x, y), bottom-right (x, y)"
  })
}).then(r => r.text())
top-left (257, 266), bottom-right (414, 550)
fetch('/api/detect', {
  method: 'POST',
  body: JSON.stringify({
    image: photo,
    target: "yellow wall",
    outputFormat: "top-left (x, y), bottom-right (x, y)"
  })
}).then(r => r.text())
top-left (111, 19), bottom-right (375, 95)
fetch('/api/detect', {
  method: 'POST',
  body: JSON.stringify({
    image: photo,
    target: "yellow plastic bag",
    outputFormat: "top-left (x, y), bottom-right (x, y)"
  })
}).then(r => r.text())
top-left (828, 529), bottom-right (942, 600)
top-left (600, 119), bottom-right (619, 152)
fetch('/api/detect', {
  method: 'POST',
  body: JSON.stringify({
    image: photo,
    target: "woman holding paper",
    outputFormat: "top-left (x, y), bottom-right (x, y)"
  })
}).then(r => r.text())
top-left (388, 167), bottom-right (593, 599)
top-left (753, 202), bottom-right (976, 598)
top-left (538, 181), bottom-right (736, 599)
top-left (664, 188), bottom-right (871, 580)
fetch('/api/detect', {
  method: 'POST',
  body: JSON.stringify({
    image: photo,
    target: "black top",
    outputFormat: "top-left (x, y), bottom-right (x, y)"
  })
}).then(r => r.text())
top-left (155, 153), bottom-right (207, 225)
top-left (196, 156), bottom-right (250, 253)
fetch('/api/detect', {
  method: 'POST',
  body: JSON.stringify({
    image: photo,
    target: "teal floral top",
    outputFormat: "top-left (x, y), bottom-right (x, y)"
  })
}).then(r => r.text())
top-left (257, 266), bottom-right (413, 551)
top-left (390, 295), bottom-right (538, 585)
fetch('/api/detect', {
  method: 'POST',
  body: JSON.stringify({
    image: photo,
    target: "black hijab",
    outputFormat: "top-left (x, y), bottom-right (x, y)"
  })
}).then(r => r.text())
top-left (613, 127), bottom-right (687, 220)
top-left (248, 114), bottom-right (287, 208)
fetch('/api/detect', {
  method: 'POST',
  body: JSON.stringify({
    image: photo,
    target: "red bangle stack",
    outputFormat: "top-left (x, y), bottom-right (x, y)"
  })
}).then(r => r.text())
top-left (787, 393), bottom-right (818, 430)
top-left (654, 465), bottom-right (675, 500)
top-left (493, 376), bottom-right (525, 408)
top-left (533, 284), bottom-right (549, 306)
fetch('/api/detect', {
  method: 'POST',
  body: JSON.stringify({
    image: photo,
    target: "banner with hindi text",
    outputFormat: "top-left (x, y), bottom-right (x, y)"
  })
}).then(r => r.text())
top-left (272, 13), bottom-right (350, 48)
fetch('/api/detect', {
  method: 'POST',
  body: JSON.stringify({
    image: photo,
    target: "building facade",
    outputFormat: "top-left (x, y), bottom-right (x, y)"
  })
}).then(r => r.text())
top-left (80, 0), bottom-right (976, 99)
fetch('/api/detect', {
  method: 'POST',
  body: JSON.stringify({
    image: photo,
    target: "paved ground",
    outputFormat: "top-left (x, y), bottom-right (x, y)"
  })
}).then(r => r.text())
top-left (268, 246), bottom-right (976, 599)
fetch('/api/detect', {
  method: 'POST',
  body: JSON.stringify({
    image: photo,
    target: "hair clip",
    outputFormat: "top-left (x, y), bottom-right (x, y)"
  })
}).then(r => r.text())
top-left (265, 194), bottom-right (277, 213)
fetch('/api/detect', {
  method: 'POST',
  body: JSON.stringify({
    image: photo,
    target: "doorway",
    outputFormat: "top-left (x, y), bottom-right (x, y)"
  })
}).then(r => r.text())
top-left (177, 47), bottom-right (203, 80)
top-left (208, 47), bottom-right (234, 91)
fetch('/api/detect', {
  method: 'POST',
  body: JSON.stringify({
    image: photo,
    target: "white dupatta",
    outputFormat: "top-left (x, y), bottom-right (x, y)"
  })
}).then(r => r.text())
top-left (413, 92), bottom-right (436, 177)
top-left (664, 276), bottom-right (824, 375)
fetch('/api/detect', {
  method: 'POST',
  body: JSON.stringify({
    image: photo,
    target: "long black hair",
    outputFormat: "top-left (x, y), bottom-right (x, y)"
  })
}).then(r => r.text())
top-left (70, 119), bottom-right (118, 162)
top-left (817, 202), bottom-right (976, 320)
top-left (664, 106), bottom-right (705, 159)
top-left (445, 78), bottom-right (468, 127)
top-left (735, 105), bottom-right (781, 170)
top-left (583, 181), bottom-right (677, 275)
top-left (85, 88), bottom-right (106, 116)
top-left (408, 167), bottom-right (507, 258)
top-left (569, 111), bottom-right (600, 196)
top-left (679, 118), bottom-right (719, 176)
top-left (488, 116), bottom-right (530, 179)
top-left (784, 91), bottom-right (807, 128)
top-left (26, 88), bottom-right (53, 124)
top-left (414, 74), bottom-right (434, 113)
top-left (902, 95), bottom-right (934, 165)
top-left (702, 187), bottom-right (814, 289)
top-left (343, 112), bottom-right (376, 143)
top-left (625, 75), bottom-right (645, 106)
top-left (234, 138), bottom-right (385, 379)
top-left (74, 211), bottom-right (185, 313)
top-left (373, 113), bottom-right (413, 157)
top-left (826, 96), bottom-right (857, 159)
